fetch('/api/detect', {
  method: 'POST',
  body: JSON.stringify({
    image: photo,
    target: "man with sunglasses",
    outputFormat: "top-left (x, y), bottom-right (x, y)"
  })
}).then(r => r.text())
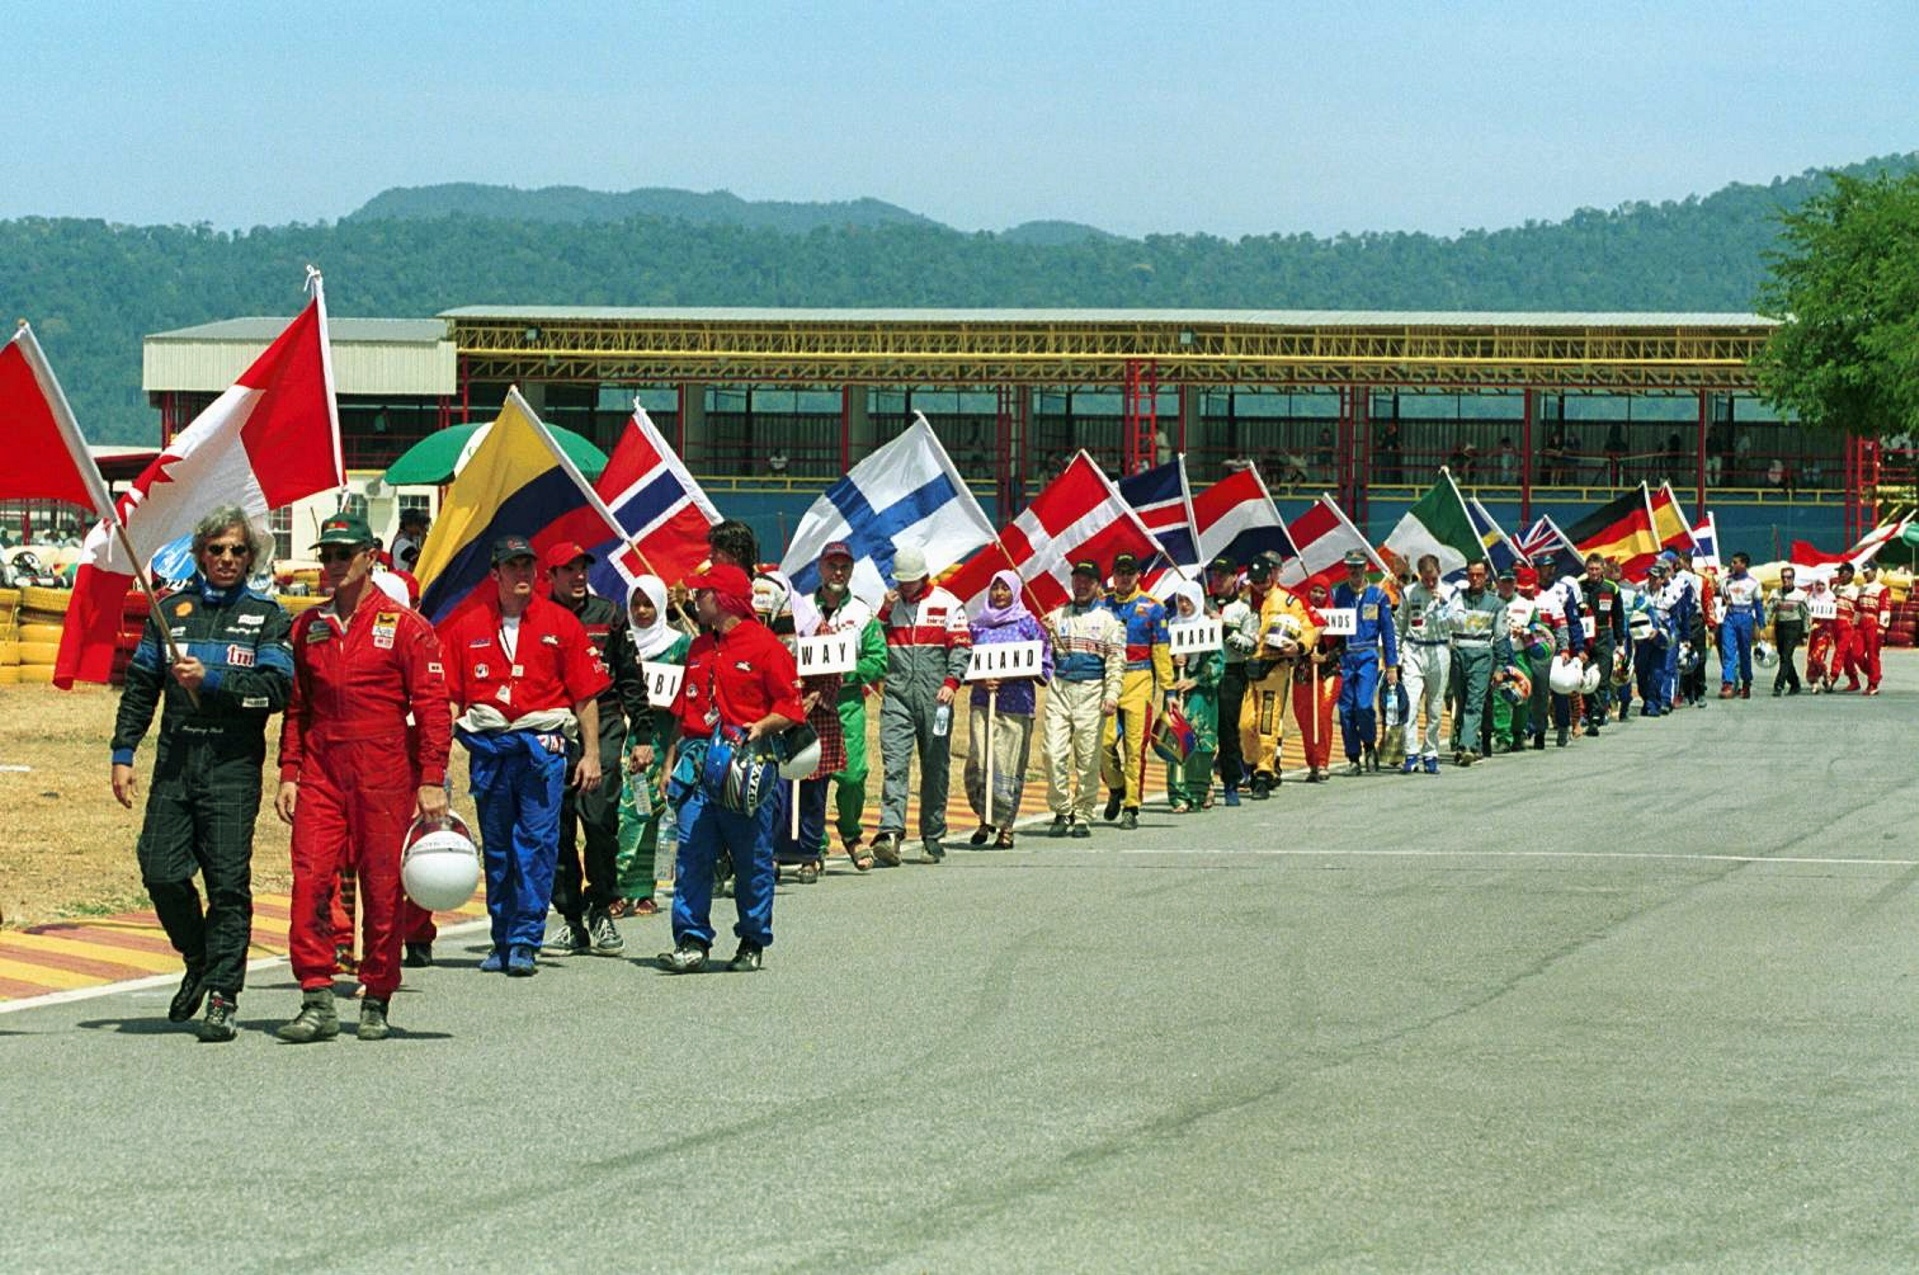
top-left (111, 505), bottom-right (293, 1042)
top-left (273, 513), bottom-right (452, 1043)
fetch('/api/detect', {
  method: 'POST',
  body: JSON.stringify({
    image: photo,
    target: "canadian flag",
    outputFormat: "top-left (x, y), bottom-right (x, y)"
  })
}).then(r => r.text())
top-left (942, 452), bottom-right (1166, 615)
top-left (55, 285), bottom-right (342, 686)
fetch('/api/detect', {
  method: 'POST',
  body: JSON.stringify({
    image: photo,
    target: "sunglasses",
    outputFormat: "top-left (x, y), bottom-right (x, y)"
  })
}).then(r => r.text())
top-left (203, 544), bottom-right (252, 559)
top-left (318, 546), bottom-right (364, 564)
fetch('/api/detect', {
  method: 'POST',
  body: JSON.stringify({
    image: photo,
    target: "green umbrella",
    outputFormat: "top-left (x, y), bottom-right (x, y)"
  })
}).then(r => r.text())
top-left (382, 422), bottom-right (609, 486)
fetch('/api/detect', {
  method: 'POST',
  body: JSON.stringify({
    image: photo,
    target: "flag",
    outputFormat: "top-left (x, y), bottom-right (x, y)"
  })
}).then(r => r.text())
top-left (1516, 515), bottom-right (1585, 580)
top-left (1690, 513), bottom-right (1721, 571)
top-left (781, 412), bottom-right (995, 607)
top-left (1650, 482), bottom-right (1696, 555)
top-left (1466, 496), bottom-right (1526, 577)
top-left (1278, 494), bottom-right (1389, 588)
top-left (56, 285), bottom-right (342, 687)
top-left (1193, 465), bottom-right (1298, 567)
top-left (1564, 483), bottom-right (1661, 577)
top-left (941, 451), bottom-right (1163, 615)
top-left (1382, 469), bottom-right (1483, 576)
top-left (1116, 457), bottom-right (1200, 571)
top-left (1791, 513), bottom-right (1913, 570)
top-left (585, 402), bottom-right (721, 599)
top-left (415, 387), bottom-right (623, 625)
top-left (0, 324), bottom-right (115, 512)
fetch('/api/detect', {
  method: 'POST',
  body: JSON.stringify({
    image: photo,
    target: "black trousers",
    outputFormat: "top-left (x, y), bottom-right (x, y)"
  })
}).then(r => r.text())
top-left (1215, 663), bottom-right (1248, 789)
top-left (1774, 622), bottom-right (1804, 691)
top-left (554, 724), bottom-right (626, 922)
top-left (137, 731), bottom-right (265, 996)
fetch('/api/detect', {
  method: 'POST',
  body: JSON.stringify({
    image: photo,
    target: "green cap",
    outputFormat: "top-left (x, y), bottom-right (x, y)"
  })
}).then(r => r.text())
top-left (311, 512), bottom-right (375, 549)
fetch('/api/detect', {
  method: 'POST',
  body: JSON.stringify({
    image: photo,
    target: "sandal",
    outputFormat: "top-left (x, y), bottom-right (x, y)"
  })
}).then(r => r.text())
top-left (969, 825), bottom-right (995, 846)
top-left (607, 898), bottom-right (632, 919)
top-left (994, 830), bottom-right (1015, 849)
top-left (798, 860), bottom-right (821, 884)
top-left (1168, 800), bottom-right (1192, 815)
top-left (847, 841), bottom-right (875, 873)
top-left (631, 898), bottom-right (660, 917)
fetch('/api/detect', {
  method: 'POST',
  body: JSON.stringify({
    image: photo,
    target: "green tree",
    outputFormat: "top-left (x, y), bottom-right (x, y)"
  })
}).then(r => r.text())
top-left (1755, 170), bottom-right (1919, 438)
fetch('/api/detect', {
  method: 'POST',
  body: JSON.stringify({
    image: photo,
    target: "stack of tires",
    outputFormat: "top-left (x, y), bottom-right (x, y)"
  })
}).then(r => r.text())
top-left (15, 586), bottom-right (71, 685)
top-left (0, 587), bottom-right (19, 685)
top-left (1887, 597), bottom-right (1919, 649)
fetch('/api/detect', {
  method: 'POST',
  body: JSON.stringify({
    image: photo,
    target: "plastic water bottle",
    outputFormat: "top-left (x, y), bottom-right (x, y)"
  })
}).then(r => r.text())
top-left (1384, 687), bottom-right (1401, 729)
top-left (933, 703), bottom-right (952, 738)
top-left (630, 775), bottom-right (652, 819)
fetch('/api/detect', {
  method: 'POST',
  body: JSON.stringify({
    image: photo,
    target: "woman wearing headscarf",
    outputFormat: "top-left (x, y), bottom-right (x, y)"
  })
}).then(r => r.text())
top-left (965, 570), bottom-right (1052, 848)
top-left (1165, 581), bottom-right (1223, 813)
top-left (613, 575), bottom-right (692, 917)
top-left (758, 571), bottom-right (847, 884)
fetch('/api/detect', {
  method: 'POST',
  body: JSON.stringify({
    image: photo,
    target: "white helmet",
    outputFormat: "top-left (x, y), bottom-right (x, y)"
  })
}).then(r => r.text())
top-left (1548, 654), bottom-right (1584, 696)
top-left (401, 812), bottom-right (481, 912)
top-left (1579, 662), bottom-right (1601, 696)
top-left (1753, 640), bottom-right (1779, 668)
top-left (1628, 611), bottom-right (1654, 642)
top-left (776, 723), bottom-right (822, 780)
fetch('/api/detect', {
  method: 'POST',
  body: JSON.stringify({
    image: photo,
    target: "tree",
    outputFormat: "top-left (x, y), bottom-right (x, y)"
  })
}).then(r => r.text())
top-left (1754, 169), bottom-right (1919, 438)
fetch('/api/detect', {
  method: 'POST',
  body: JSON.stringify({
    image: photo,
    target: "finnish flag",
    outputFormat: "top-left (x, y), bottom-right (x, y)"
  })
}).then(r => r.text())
top-left (781, 413), bottom-right (996, 606)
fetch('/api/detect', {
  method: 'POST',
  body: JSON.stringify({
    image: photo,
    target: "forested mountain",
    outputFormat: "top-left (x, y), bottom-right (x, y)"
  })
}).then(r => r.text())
top-left (5, 154), bottom-right (1914, 444)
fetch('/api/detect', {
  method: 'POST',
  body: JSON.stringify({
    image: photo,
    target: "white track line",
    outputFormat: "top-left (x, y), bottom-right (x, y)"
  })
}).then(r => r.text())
top-left (1108, 847), bottom-right (1919, 868)
top-left (0, 918), bottom-right (494, 1017)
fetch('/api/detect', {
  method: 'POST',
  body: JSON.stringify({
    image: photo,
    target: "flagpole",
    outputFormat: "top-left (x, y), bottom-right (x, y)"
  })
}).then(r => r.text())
top-left (15, 322), bottom-right (199, 706)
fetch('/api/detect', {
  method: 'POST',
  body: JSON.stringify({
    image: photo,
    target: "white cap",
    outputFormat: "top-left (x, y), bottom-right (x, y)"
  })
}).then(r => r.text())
top-left (891, 545), bottom-right (929, 583)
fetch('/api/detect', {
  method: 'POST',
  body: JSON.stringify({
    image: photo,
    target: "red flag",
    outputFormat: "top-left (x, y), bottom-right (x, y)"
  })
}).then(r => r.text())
top-left (0, 325), bottom-right (115, 512)
top-left (1279, 494), bottom-right (1389, 590)
top-left (941, 452), bottom-right (1164, 614)
top-left (56, 286), bottom-right (342, 687)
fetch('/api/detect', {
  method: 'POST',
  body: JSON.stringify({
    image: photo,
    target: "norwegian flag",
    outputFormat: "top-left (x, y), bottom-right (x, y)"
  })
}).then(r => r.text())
top-left (586, 402), bottom-right (722, 597)
top-left (942, 451), bottom-right (1165, 614)
top-left (1116, 457), bottom-right (1200, 571)
top-left (56, 279), bottom-right (343, 687)
top-left (1277, 493), bottom-right (1389, 589)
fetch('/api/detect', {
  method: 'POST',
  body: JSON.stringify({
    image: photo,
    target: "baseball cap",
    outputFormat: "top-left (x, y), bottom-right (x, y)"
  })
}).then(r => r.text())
top-left (1514, 565), bottom-right (1540, 588)
top-left (1342, 550), bottom-right (1369, 568)
top-left (1071, 560), bottom-right (1102, 579)
top-left (1206, 555), bottom-right (1237, 576)
top-left (891, 545), bottom-right (929, 583)
top-left (1496, 567), bottom-right (1517, 583)
top-left (821, 540), bottom-right (855, 563)
top-left (311, 513), bottom-right (375, 549)
top-left (540, 541), bottom-right (595, 571)
top-left (1245, 557), bottom-right (1274, 582)
top-left (490, 534), bottom-right (537, 566)
top-left (1112, 552), bottom-right (1140, 573)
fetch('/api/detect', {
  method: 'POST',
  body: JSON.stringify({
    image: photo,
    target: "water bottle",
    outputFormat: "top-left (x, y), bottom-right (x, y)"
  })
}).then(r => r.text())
top-left (933, 703), bottom-right (952, 738)
top-left (630, 774), bottom-right (652, 819)
top-left (1384, 686), bottom-right (1401, 729)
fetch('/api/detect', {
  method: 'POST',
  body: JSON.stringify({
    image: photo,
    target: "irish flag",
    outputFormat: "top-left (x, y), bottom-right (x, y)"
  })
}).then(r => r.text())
top-left (55, 281), bottom-right (343, 686)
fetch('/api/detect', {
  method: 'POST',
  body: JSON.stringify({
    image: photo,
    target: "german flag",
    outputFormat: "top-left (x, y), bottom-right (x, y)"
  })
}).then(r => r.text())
top-left (1564, 483), bottom-right (1662, 577)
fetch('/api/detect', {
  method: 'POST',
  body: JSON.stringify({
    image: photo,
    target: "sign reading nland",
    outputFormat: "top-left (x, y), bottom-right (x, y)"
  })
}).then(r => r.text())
top-left (1168, 618), bottom-right (1223, 654)
top-left (795, 632), bottom-right (859, 676)
top-left (642, 662), bottom-right (685, 704)
top-left (966, 640), bottom-right (1044, 682)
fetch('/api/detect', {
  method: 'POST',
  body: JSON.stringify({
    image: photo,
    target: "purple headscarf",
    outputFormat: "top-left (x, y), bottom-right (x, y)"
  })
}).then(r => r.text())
top-left (973, 569), bottom-right (1030, 628)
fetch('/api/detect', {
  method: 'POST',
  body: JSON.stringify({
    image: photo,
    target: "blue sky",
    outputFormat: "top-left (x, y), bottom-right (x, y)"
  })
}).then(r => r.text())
top-left (5, 2), bottom-right (1914, 238)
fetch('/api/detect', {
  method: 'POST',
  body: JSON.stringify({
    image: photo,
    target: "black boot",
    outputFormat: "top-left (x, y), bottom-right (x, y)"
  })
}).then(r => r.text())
top-left (277, 988), bottom-right (340, 1044)
top-left (1556, 725), bottom-right (1570, 747)
top-left (168, 963), bottom-right (206, 1023)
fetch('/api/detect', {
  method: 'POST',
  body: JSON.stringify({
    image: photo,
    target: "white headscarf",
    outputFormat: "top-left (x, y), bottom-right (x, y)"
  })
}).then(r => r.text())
top-left (627, 575), bottom-right (679, 660)
top-left (1169, 580), bottom-right (1206, 621)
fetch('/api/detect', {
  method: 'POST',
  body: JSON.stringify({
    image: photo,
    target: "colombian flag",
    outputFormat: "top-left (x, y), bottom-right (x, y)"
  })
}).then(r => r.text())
top-left (415, 387), bottom-right (615, 625)
top-left (1564, 482), bottom-right (1662, 577)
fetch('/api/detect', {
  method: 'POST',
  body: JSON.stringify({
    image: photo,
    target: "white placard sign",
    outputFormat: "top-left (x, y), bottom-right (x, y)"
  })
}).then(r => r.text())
top-left (1320, 607), bottom-right (1358, 636)
top-left (795, 632), bottom-right (859, 676)
top-left (966, 640), bottom-right (1044, 682)
top-left (642, 662), bottom-right (684, 704)
top-left (1807, 595), bottom-right (1838, 621)
top-left (1581, 616), bottom-right (1597, 640)
top-left (1169, 618), bottom-right (1223, 655)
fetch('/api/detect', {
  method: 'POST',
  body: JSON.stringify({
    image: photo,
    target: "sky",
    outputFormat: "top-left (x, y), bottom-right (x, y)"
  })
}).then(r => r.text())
top-left (4, 2), bottom-right (1915, 239)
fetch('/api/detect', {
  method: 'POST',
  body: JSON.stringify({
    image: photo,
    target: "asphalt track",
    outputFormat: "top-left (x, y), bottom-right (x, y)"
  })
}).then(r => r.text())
top-left (5, 656), bottom-right (1919, 1272)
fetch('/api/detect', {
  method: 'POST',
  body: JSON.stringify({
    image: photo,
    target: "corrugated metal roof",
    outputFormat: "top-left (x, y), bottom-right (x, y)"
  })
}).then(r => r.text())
top-left (147, 317), bottom-right (449, 343)
top-left (142, 318), bottom-right (456, 395)
top-left (438, 305), bottom-right (1775, 328)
